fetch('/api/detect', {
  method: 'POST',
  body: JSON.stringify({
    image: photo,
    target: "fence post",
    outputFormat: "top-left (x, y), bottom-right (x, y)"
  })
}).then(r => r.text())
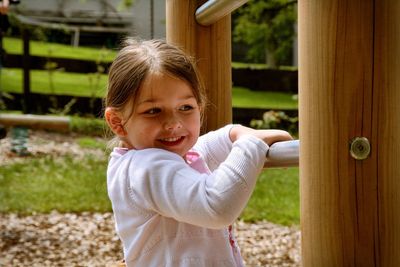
top-left (166, 0), bottom-right (232, 132)
top-left (299, 0), bottom-right (400, 265)
top-left (22, 27), bottom-right (31, 114)
top-left (373, 0), bottom-right (400, 265)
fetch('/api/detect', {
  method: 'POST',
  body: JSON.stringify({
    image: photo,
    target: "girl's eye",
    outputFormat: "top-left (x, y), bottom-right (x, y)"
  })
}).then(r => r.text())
top-left (179, 105), bottom-right (194, 111)
top-left (145, 108), bottom-right (161, 115)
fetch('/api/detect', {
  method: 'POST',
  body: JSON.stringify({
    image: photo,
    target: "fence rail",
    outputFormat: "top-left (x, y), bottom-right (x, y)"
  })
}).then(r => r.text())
top-left (195, 0), bottom-right (249, 26)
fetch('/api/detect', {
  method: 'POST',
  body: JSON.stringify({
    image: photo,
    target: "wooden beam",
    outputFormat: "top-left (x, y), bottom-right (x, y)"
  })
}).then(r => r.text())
top-left (166, 0), bottom-right (232, 132)
top-left (0, 114), bottom-right (70, 132)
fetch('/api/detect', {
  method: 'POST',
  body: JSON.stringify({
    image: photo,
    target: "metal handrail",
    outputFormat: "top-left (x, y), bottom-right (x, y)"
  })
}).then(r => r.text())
top-left (195, 0), bottom-right (249, 26)
top-left (265, 140), bottom-right (299, 168)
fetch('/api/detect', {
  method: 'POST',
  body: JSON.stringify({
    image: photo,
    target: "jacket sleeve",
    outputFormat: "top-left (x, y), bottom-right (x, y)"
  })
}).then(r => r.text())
top-left (193, 124), bottom-right (236, 171)
top-left (128, 134), bottom-right (269, 229)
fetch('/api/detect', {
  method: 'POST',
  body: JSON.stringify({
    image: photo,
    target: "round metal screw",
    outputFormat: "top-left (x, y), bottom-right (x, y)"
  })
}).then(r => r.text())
top-left (349, 137), bottom-right (371, 160)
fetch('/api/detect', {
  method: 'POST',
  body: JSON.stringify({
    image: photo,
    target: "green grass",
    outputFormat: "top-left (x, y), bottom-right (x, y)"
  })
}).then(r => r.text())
top-left (76, 137), bottom-right (107, 150)
top-left (0, 156), bottom-right (111, 214)
top-left (1, 68), bottom-right (107, 97)
top-left (70, 116), bottom-right (108, 136)
top-left (232, 62), bottom-right (269, 69)
top-left (0, 152), bottom-right (299, 225)
top-left (3, 37), bottom-right (116, 62)
top-left (241, 167), bottom-right (299, 225)
top-left (1, 68), bottom-right (297, 110)
top-left (232, 86), bottom-right (297, 110)
top-left (232, 62), bottom-right (298, 71)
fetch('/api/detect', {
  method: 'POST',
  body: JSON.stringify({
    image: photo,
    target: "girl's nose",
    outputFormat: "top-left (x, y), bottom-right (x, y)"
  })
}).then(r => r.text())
top-left (164, 115), bottom-right (182, 130)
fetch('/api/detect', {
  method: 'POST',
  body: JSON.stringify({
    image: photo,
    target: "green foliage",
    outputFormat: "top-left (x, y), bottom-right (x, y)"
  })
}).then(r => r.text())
top-left (118, 0), bottom-right (135, 10)
top-left (233, 0), bottom-right (297, 66)
top-left (251, 110), bottom-right (299, 136)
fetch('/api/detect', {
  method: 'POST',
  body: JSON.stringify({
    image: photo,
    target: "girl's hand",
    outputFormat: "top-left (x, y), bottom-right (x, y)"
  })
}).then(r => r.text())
top-left (229, 125), bottom-right (293, 146)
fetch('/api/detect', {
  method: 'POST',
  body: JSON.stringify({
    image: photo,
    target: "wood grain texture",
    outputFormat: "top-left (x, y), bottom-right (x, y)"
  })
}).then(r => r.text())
top-left (300, 0), bottom-right (400, 266)
top-left (299, 0), bottom-right (377, 266)
top-left (166, 0), bottom-right (232, 132)
top-left (374, 0), bottom-right (400, 266)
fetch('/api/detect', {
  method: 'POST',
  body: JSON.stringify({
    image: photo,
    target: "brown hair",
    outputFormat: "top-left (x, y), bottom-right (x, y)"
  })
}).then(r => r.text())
top-left (105, 38), bottom-right (207, 119)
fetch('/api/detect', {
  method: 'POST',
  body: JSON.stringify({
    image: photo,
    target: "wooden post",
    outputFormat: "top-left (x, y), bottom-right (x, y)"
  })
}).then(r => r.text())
top-left (166, 0), bottom-right (232, 131)
top-left (374, 1), bottom-right (400, 266)
top-left (22, 28), bottom-right (31, 114)
top-left (299, 0), bottom-right (400, 265)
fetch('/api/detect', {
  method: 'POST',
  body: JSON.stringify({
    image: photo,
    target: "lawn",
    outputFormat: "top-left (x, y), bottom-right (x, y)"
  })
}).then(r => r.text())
top-left (0, 156), bottom-right (110, 213)
top-left (233, 86), bottom-right (297, 110)
top-left (3, 37), bottom-right (117, 62)
top-left (242, 167), bottom-right (299, 225)
top-left (0, 68), bottom-right (297, 109)
top-left (1, 68), bottom-right (108, 97)
top-left (0, 151), bottom-right (299, 225)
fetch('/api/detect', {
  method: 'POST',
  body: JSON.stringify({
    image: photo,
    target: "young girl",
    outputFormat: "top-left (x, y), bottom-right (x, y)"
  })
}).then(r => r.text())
top-left (104, 38), bottom-right (292, 267)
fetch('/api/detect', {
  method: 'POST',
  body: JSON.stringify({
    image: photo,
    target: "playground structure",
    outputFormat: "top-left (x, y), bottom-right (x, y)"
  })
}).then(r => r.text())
top-left (2, 0), bottom-right (398, 264)
top-left (167, 0), bottom-right (400, 266)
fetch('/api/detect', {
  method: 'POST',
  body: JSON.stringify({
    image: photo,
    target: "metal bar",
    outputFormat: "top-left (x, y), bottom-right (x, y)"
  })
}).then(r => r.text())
top-left (195, 0), bottom-right (249, 26)
top-left (265, 140), bottom-right (299, 168)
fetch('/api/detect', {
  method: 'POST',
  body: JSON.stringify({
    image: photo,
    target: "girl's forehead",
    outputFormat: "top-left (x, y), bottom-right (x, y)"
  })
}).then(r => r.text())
top-left (144, 71), bottom-right (182, 84)
top-left (141, 72), bottom-right (192, 92)
top-left (136, 72), bottom-right (196, 103)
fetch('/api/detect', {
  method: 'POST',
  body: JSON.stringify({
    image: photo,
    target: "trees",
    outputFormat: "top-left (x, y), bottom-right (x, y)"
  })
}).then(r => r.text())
top-left (233, 0), bottom-right (297, 68)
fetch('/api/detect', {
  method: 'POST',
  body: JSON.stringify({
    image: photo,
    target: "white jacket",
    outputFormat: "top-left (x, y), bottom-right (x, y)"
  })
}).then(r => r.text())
top-left (107, 125), bottom-right (269, 266)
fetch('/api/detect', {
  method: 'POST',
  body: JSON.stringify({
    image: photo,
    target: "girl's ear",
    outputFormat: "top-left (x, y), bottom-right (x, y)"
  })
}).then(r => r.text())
top-left (105, 107), bottom-right (127, 137)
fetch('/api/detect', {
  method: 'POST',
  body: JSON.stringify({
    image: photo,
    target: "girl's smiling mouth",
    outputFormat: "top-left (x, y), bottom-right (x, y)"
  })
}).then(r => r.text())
top-left (158, 136), bottom-right (185, 146)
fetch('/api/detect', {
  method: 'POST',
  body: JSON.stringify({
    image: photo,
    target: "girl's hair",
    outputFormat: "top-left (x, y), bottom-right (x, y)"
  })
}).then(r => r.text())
top-left (105, 38), bottom-right (207, 118)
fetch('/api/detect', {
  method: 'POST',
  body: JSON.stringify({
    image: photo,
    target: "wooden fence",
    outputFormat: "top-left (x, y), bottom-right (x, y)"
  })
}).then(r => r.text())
top-left (1, 37), bottom-right (298, 125)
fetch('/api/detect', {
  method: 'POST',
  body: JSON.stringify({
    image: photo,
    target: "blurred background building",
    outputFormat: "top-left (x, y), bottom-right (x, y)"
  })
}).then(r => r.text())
top-left (10, 0), bottom-right (166, 47)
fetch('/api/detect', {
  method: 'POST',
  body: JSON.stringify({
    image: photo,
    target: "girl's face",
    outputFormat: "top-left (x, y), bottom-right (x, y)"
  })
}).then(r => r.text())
top-left (122, 73), bottom-right (201, 157)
